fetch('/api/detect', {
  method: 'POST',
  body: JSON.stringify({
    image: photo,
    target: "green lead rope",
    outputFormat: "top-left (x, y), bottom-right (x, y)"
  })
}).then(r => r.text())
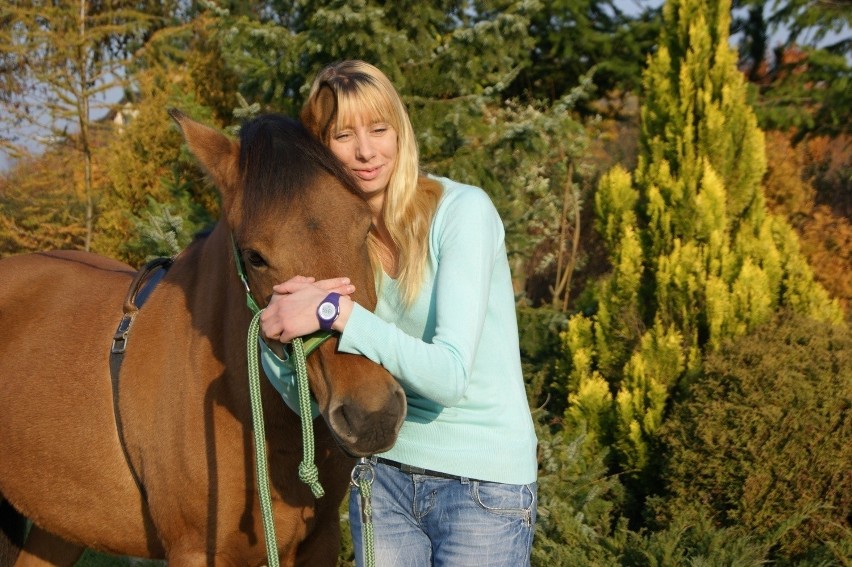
top-left (352, 459), bottom-right (377, 567)
top-left (246, 307), bottom-right (374, 567)
top-left (291, 336), bottom-right (324, 497)
top-left (361, 478), bottom-right (376, 567)
top-left (247, 310), bottom-right (324, 567)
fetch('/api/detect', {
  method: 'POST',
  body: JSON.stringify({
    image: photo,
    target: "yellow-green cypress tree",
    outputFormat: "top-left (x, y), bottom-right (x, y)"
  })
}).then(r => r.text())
top-left (561, 0), bottom-right (843, 493)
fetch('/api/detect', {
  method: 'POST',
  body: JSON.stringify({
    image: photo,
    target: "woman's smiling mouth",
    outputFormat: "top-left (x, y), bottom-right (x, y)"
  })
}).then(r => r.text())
top-left (354, 165), bottom-right (383, 180)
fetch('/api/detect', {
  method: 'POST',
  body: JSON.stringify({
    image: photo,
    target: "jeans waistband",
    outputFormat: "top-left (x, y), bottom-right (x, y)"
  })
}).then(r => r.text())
top-left (374, 457), bottom-right (481, 483)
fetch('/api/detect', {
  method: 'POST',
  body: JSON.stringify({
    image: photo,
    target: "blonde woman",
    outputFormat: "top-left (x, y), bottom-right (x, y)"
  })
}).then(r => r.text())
top-left (260, 60), bottom-right (537, 566)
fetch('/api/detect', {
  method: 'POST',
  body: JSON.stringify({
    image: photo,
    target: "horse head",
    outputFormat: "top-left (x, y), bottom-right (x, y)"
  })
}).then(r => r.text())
top-left (169, 109), bottom-right (405, 457)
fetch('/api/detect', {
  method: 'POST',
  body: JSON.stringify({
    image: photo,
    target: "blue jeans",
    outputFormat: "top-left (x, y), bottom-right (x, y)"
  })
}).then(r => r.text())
top-left (349, 459), bottom-right (537, 567)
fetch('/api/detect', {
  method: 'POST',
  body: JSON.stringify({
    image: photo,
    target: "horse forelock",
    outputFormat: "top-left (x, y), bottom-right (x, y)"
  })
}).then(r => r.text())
top-left (238, 114), bottom-right (363, 228)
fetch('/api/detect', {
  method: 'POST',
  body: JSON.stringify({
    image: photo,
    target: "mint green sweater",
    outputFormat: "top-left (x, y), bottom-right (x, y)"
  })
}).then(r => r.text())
top-left (262, 177), bottom-right (537, 485)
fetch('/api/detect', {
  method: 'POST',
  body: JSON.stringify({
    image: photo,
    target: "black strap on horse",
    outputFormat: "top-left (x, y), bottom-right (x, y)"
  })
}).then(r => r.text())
top-left (109, 257), bottom-right (173, 501)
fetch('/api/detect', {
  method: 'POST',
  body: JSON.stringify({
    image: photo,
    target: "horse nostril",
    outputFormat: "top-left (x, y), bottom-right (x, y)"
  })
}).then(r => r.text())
top-left (328, 387), bottom-right (407, 456)
top-left (329, 403), bottom-right (357, 443)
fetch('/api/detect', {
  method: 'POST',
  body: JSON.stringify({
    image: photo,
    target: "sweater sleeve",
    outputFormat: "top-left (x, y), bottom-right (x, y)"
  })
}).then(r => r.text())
top-left (337, 185), bottom-right (503, 407)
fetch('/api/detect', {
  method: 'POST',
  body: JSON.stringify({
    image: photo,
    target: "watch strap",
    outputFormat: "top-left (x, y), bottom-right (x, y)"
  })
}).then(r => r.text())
top-left (316, 292), bottom-right (341, 331)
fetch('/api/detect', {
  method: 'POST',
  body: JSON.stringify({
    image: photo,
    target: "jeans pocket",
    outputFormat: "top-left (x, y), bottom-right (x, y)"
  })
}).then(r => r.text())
top-left (470, 481), bottom-right (536, 526)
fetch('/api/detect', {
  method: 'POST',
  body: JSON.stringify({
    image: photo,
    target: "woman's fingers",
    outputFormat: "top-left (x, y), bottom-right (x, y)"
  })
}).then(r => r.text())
top-left (273, 276), bottom-right (354, 295)
top-left (272, 275), bottom-right (315, 294)
top-left (314, 277), bottom-right (351, 290)
top-left (261, 276), bottom-right (355, 342)
top-left (317, 278), bottom-right (355, 295)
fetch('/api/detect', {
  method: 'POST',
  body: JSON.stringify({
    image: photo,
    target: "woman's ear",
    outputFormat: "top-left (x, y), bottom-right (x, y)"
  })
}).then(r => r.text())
top-left (300, 84), bottom-right (337, 143)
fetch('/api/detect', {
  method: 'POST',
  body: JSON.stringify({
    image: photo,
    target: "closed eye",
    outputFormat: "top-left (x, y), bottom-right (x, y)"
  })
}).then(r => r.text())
top-left (244, 250), bottom-right (267, 269)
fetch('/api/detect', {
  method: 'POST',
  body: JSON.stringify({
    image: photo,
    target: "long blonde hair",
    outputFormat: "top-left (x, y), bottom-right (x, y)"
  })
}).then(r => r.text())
top-left (301, 60), bottom-right (442, 306)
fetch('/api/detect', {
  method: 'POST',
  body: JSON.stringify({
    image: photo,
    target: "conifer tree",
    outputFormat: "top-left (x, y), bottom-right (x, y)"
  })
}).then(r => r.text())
top-left (92, 13), bottom-right (233, 264)
top-left (0, 150), bottom-right (88, 255)
top-left (562, 0), bottom-right (843, 495)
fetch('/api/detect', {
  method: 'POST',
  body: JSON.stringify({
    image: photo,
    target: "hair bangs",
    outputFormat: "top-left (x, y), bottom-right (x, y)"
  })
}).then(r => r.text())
top-left (303, 60), bottom-right (442, 306)
top-left (333, 78), bottom-right (400, 135)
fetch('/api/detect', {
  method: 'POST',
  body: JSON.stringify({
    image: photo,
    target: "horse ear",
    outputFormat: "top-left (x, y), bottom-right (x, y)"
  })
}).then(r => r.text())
top-left (300, 84), bottom-right (337, 143)
top-left (169, 109), bottom-right (241, 214)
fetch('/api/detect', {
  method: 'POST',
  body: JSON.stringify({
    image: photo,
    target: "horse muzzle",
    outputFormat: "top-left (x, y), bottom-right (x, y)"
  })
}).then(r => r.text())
top-left (326, 380), bottom-right (407, 457)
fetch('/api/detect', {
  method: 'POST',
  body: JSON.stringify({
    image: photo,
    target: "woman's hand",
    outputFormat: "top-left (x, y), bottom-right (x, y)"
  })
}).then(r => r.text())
top-left (260, 276), bottom-right (355, 343)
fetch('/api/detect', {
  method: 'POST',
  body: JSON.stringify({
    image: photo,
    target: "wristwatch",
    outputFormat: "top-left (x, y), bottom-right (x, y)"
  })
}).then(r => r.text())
top-left (316, 292), bottom-right (341, 331)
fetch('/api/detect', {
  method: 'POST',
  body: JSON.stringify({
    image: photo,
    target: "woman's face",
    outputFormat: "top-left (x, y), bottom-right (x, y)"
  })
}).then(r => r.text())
top-left (328, 115), bottom-right (398, 200)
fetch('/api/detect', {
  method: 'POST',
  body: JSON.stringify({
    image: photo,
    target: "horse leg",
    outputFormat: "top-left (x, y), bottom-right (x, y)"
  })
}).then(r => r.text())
top-left (294, 512), bottom-right (341, 567)
top-left (0, 498), bottom-right (26, 567)
top-left (12, 526), bottom-right (82, 567)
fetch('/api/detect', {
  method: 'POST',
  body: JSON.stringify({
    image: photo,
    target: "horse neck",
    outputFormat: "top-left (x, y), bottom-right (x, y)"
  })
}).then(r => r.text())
top-left (180, 223), bottom-right (307, 432)
top-left (171, 222), bottom-right (253, 357)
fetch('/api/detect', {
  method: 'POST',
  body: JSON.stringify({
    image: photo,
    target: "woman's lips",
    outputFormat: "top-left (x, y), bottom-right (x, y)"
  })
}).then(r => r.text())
top-left (353, 165), bottom-right (382, 180)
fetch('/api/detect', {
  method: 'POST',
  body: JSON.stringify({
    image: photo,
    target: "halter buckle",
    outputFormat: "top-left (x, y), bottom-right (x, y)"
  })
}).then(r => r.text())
top-left (111, 313), bottom-right (135, 354)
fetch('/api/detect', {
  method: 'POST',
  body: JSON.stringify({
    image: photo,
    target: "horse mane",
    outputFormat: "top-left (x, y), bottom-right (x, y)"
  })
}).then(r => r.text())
top-left (238, 114), bottom-right (363, 224)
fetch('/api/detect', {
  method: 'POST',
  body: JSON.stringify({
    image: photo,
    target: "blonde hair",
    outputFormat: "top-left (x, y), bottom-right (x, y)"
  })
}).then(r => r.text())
top-left (301, 60), bottom-right (442, 306)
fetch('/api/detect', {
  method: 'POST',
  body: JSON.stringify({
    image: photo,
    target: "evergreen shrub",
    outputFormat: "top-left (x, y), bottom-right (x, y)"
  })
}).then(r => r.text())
top-left (532, 420), bottom-right (625, 566)
top-left (517, 305), bottom-right (571, 413)
top-left (658, 313), bottom-right (851, 564)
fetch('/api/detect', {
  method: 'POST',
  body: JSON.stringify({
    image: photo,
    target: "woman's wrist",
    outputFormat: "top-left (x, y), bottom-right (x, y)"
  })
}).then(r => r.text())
top-left (332, 295), bottom-right (354, 332)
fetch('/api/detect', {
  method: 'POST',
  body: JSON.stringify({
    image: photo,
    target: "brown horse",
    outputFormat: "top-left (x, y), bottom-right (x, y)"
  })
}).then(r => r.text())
top-left (0, 110), bottom-right (406, 566)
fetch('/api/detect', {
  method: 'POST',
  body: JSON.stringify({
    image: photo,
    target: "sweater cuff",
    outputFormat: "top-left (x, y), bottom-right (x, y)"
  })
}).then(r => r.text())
top-left (338, 302), bottom-right (376, 355)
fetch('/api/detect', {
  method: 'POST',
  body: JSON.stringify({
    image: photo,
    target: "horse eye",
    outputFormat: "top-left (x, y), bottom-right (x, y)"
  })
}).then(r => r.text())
top-left (244, 250), bottom-right (267, 269)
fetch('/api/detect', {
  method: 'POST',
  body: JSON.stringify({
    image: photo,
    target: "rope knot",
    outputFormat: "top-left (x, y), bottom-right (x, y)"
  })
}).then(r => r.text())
top-left (299, 462), bottom-right (325, 498)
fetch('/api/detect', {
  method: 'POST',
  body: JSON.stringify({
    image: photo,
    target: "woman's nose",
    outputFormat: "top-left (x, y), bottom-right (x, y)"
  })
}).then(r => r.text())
top-left (355, 134), bottom-right (375, 160)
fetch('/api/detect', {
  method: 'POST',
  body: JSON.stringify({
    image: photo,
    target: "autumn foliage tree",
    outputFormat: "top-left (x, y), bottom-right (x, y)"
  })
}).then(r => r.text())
top-left (0, 149), bottom-right (87, 254)
top-left (762, 131), bottom-right (852, 314)
top-left (0, 1), bottom-right (154, 250)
